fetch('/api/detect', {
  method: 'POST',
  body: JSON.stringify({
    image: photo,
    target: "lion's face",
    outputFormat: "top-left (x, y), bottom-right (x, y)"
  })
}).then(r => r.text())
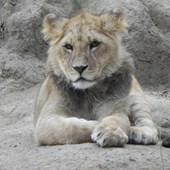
top-left (43, 11), bottom-right (127, 89)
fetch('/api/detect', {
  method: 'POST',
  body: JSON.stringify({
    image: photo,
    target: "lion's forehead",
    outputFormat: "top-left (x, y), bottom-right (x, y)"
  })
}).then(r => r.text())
top-left (65, 23), bottom-right (100, 38)
top-left (69, 12), bottom-right (101, 26)
top-left (64, 13), bottom-right (102, 36)
top-left (62, 26), bottom-right (108, 48)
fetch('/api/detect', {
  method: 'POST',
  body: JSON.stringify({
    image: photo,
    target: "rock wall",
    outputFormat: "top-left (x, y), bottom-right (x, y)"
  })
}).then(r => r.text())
top-left (0, 0), bottom-right (170, 93)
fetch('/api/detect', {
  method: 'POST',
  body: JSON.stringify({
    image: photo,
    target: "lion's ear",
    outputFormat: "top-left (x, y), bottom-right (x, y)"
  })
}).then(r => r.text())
top-left (42, 13), bottom-right (68, 41)
top-left (100, 8), bottom-right (128, 33)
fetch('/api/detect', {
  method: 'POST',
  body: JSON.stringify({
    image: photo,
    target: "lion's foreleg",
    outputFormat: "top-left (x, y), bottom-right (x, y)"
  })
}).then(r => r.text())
top-left (128, 95), bottom-right (158, 144)
top-left (91, 113), bottom-right (130, 147)
top-left (35, 114), bottom-right (97, 145)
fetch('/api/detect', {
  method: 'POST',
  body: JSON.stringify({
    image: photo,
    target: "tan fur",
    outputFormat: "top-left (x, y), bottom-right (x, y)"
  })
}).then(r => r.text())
top-left (130, 76), bottom-right (143, 95)
top-left (33, 11), bottom-right (158, 147)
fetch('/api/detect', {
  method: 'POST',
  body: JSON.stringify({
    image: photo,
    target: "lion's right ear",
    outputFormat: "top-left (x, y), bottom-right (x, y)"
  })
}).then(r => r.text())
top-left (42, 13), bottom-right (68, 42)
top-left (100, 8), bottom-right (128, 33)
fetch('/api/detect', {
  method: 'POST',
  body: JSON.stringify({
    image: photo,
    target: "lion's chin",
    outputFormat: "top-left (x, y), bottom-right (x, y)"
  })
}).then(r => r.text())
top-left (72, 80), bottom-right (96, 89)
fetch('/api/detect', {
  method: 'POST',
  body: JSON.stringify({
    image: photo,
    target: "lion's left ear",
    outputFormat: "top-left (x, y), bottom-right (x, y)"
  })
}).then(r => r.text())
top-left (100, 8), bottom-right (128, 33)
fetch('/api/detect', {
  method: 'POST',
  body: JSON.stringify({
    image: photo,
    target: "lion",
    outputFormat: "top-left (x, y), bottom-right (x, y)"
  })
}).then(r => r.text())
top-left (33, 9), bottom-right (158, 147)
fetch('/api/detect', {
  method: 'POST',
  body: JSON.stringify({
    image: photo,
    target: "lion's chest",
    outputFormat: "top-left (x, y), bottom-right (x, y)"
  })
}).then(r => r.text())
top-left (64, 93), bottom-right (95, 120)
top-left (62, 72), bottom-right (132, 120)
top-left (64, 95), bottom-right (129, 120)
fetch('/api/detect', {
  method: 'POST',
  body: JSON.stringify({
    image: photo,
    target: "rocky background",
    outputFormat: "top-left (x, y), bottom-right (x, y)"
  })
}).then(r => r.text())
top-left (0, 0), bottom-right (170, 169)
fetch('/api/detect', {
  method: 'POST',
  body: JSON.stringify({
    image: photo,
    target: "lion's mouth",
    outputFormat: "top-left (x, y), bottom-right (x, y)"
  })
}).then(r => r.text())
top-left (74, 77), bottom-right (94, 83)
top-left (72, 77), bottom-right (96, 89)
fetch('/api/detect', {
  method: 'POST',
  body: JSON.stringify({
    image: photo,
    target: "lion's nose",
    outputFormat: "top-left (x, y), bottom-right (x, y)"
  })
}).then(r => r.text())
top-left (73, 65), bottom-right (88, 74)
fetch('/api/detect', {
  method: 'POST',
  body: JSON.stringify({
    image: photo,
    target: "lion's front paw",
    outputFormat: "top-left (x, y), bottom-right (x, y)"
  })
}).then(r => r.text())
top-left (91, 125), bottom-right (128, 147)
top-left (129, 126), bottom-right (158, 145)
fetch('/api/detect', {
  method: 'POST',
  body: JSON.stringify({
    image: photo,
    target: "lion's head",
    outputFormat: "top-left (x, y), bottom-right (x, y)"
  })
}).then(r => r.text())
top-left (42, 10), bottom-right (128, 89)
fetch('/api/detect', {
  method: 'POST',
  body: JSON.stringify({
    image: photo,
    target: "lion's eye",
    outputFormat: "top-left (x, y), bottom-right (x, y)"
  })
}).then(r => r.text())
top-left (89, 40), bottom-right (101, 50)
top-left (63, 43), bottom-right (73, 50)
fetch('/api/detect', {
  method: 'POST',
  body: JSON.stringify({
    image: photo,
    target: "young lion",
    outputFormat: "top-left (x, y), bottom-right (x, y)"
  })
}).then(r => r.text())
top-left (33, 10), bottom-right (158, 147)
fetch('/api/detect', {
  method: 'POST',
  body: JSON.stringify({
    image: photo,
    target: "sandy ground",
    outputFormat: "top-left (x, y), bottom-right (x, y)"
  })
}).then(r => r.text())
top-left (0, 85), bottom-right (170, 170)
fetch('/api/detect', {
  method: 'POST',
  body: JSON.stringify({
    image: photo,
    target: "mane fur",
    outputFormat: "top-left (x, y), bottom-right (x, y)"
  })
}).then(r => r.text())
top-left (51, 56), bottom-right (134, 117)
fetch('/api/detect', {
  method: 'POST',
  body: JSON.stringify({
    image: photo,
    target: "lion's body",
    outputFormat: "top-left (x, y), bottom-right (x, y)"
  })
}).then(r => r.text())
top-left (34, 11), bottom-right (158, 147)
